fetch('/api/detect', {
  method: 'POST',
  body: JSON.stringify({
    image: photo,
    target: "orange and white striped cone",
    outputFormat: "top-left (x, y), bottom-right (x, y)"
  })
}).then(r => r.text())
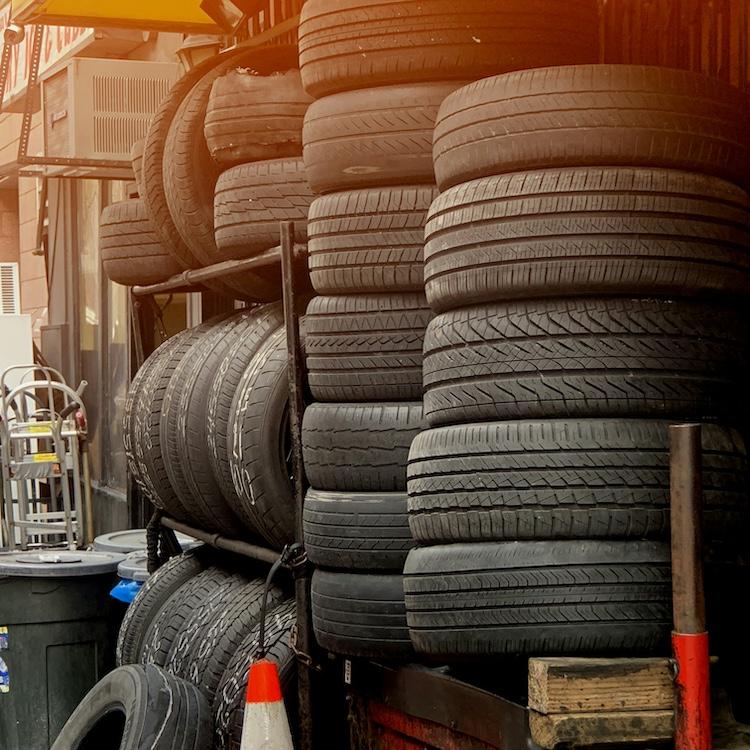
top-left (240, 659), bottom-right (294, 750)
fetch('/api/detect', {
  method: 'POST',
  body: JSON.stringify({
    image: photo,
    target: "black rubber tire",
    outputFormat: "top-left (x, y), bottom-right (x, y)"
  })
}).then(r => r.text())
top-left (161, 316), bottom-right (242, 534)
top-left (303, 403), bottom-right (424, 491)
top-left (50, 664), bottom-right (213, 750)
top-left (142, 46), bottom-right (251, 272)
top-left (206, 69), bottom-right (312, 166)
top-left (298, 0), bottom-right (600, 98)
top-left (229, 328), bottom-right (293, 549)
top-left (124, 331), bottom-right (189, 508)
top-left (305, 294), bottom-right (431, 402)
top-left (168, 313), bottom-right (258, 536)
top-left (213, 600), bottom-right (297, 750)
top-left (304, 490), bottom-right (412, 570)
top-left (141, 567), bottom-right (246, 669)
top-left (171, 580), bottom-right (286, 702)
top-left (308, 186), bottom-right (436, 294)
top-left (117, 548), bottom-right (210, 667)
top-left (131, 138), bottom-right (144, 193)
top-left (423, 298), bottom-right (749, 426)
top-left (208, 311), bottom-right (285, 506)
top-left (100, 199), bottom-right (181, 286)
top-left (162, 46), bottom-right (299, 298)
top-left (424, 168), bottom-right (750, 313)
top-left (312, 570), bottom-right (413, 659)
top-left (407, 420), bottom-right (749, 544)
top-left (433, 65), bottom-right (750, 192)
top-left (134, 321), bottom-right (227, 523)
top-left (208, 306), bottom-right (284, 521)
top-left (303, 82), bottom-right (462, 193)
top-left (404, 541), bottom-right (672, 659)
top-left (214, 158), bottom-right (314, 260)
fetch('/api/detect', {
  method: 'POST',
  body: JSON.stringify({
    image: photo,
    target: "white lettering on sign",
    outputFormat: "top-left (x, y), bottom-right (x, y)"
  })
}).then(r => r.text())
top-left (1, 4), bottom-right (94, 106)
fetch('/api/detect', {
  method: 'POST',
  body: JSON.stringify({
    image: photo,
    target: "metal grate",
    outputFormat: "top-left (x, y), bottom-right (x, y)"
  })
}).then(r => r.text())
top-left (0, 263), bottom-right (20, 315)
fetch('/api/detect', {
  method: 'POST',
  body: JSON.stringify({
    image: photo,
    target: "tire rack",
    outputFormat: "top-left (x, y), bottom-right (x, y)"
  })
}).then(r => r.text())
top-left (129, 222), bottom-right (711, 750)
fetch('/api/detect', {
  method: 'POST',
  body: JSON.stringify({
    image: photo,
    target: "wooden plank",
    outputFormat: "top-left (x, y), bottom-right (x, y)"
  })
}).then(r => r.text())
top-left (528, 658), bottom-right (674, 714)
top-left (529, 710), bottom-right (674, 749)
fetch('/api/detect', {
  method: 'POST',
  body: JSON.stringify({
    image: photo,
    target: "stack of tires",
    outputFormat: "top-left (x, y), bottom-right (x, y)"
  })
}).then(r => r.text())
top-left (102, 46), bottom-right (315, 297)
top-left (298, 0), bottom-right (602, 659)
top-left (404, 66), bottom-right (750, 660)
top-left (209, 59), bottom-right (316, 297)
top-left (116, 547), bottom-right (297, 750)
top-left (124, 305), bottom-right (298, 548)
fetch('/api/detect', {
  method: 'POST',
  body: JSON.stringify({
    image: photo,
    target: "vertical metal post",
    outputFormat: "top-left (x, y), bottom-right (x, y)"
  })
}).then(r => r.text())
top-left (280, 221), bottom-right (316, 750)
top-left (670, 424), bottom-right (711, 750)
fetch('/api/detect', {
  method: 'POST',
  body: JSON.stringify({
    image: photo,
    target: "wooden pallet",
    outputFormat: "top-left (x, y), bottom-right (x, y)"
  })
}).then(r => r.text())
top-left (528, 658), bottom-right (675, 748)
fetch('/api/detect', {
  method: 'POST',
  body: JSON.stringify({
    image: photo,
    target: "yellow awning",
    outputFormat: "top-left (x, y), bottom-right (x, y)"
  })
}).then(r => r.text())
top-left (10, 0), bottom-right (224, 33)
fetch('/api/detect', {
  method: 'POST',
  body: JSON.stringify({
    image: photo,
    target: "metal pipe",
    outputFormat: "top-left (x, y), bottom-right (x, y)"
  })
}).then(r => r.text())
top-left (280, 220), bottom-right (316, 750)
top-left (131, 245), bottom-right (307, 296)
top-left (161, 516), bottom-right (280, 565)
top-left (669, 423), bottom-right (711, 750)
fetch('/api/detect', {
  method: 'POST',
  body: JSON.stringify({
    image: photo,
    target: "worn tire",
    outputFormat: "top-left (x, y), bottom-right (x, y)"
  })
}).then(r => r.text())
top-left (131, 139), bottom-right (144, 192)
top-left (434, 65), bottom-right (750, 191)
top-left (173, 579), bottom-right (286, 701)
top-left (214, 158), bottom-right (314, 260)
top-left (407, 420), bottom-right (749, 544)
top-left (423, 298), bottom-right (749, 426)
top-left (305, 294), bottom-right (430, 402)
top-left (100, 199), bottom-right (181, 286)
top-left (304, 490), bottom-right (412, 570)
top-left (124, 331), bottom-right (189, 507)
top-left (162, 46), bottom-right (299, 298)
top-left (141, 567), bottom-right (246, 669)
top-left (303, 403), bottom-right (424, 491)
top-left (404, 541), bottom-right (672, 658)
top-left (208, 309), bottom-right (285, 509)
top-left (134, 322), bottom-right (227, 523)
top-left (229, 328), bottom-right (293, 549)
top-left (208, 306), bottom-right (285, 521)
top-left (206, 69), bottom-right (312, 166)
top-left (424, 168), bottom-right (750, 312)
top-left (303, 82), bottom-right (461, 193)
top-left (309, 186), bottom-right (436, 294)
top-left (161, 316), bottom-right (243, 534)
top-left (298, 0), bottom-right (600, 98)
top-left (117, 549), bottom-right (209, 667)
top-left (51, 665), bottom-right (213, 750)
top-left (312, 570), bottom-right (412, 659)
top-left (142, 46), bottom-right (251, 271)
top-left (213, 600), bottom-right (297, 750)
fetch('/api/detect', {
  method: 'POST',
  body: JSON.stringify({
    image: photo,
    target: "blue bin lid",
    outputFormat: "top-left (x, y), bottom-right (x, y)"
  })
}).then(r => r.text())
top-left (94, 529), bottom-right (198, 554)
top-left (117, 551), bottom-right (149, 583)
top-left (0, 550), bottom-right (124, 577)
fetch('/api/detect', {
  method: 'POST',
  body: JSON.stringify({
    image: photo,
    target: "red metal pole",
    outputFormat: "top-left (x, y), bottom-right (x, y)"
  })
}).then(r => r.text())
top-left (669, 424), bottom-right (711, 750)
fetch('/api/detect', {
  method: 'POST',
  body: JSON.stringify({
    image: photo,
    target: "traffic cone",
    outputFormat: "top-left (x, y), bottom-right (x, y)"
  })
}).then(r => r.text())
top-left (240, 659), bottom-right (294, 750)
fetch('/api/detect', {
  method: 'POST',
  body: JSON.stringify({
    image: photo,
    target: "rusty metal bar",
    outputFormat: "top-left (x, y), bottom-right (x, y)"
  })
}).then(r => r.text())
top-left (670, 424), bottom-right (706, 635)
top-left (669, 423), bottom-right (711, 750)
top-left (130, 245), bottom-right (307, 296)
top-left (280, 220), bottom-right (317, 750)
top-left (161, 515), bottom-right (280, 565)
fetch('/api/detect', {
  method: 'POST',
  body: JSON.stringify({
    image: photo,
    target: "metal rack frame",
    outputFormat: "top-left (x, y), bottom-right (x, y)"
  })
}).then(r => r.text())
top-left (133, 221), bottom-right (319, 750)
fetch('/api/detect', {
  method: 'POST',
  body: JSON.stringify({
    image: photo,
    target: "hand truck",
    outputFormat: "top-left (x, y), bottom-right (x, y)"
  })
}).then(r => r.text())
top-left (0, 365), bottom-right (92, 551)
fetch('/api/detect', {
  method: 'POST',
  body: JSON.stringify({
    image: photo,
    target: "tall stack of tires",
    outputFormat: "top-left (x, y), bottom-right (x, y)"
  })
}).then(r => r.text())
top-left (404, 65), bottom-right (750, 660)
top-left (297, 0), bottom-right (603, 660)
top-left (115, 546), bottom-right (296, 750)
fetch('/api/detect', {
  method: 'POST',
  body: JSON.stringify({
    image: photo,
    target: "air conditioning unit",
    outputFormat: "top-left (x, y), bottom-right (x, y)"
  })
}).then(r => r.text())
top-left (41, 58), bottom-right (181, 162)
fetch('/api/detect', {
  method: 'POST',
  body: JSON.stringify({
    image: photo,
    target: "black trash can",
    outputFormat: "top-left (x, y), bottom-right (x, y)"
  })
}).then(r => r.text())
top-left (0, 550), bottom-right (125, 750)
